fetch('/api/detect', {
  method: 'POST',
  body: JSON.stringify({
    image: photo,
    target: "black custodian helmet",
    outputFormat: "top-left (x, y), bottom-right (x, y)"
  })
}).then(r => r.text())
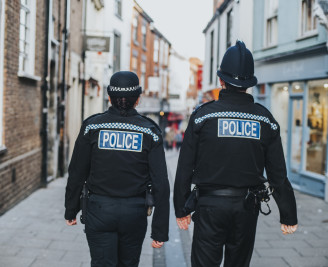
top-left (217, 40), bottom-right (257, 88)
top-left (107, 71), bottom-right (142, 97)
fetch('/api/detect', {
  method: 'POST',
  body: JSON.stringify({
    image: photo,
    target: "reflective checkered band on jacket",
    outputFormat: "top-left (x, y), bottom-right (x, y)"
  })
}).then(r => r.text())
top-left (84, 123), bottom-right (159, 141)
top-left (109, 85), bottom-right (139, 92)
top-left (194, 112), bottom-right (278, 130)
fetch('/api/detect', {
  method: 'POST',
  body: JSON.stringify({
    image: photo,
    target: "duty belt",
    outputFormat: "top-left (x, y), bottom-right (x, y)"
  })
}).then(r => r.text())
top-left (199, 187), bottom-right (248, 197)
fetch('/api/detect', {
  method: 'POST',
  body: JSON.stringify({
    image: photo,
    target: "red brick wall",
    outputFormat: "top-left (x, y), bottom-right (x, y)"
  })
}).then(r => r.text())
top-left (0, 0), bottom-right (44, 214)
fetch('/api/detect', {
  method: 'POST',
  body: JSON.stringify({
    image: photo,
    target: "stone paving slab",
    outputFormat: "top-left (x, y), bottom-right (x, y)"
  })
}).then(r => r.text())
top-left (0, 150), bottom-right (328, 267)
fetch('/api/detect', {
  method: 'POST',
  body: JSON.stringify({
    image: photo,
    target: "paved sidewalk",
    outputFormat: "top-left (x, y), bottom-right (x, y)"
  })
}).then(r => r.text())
top-left (0, 150), bottom-right (328, 267)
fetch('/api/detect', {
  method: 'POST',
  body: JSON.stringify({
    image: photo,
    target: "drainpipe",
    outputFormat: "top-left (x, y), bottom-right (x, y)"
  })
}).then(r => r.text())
top-left (59, 0), bottom-right (69, 177)
top-left (41, 0), bottom-right (50, 187)
top-left (81, 0), bottom-right (87, 122)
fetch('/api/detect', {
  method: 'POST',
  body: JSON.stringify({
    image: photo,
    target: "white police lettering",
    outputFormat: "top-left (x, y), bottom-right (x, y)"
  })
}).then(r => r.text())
top-left (218, 119), bottom-right (260, 140)
top-left (98, 130), bottom-right (143, 152)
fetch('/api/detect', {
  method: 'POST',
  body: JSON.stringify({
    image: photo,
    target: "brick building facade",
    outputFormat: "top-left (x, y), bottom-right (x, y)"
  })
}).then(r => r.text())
top-left (0, 0), bottom-right (83, 215)
top-left (0, 0), bottom-right (45, 214)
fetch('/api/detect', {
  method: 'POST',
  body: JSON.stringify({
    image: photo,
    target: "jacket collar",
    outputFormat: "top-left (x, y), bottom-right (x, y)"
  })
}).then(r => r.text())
top-left (219, 89), bottom-right (254, 105)
top-left (107, 106), bottom-right (139, 117)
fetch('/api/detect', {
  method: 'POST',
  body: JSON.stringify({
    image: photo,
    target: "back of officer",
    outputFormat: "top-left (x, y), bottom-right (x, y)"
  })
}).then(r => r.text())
top-left (174, 41), bottom-right (298, 267)
top-left (64, 71), bottom-right (170, 267)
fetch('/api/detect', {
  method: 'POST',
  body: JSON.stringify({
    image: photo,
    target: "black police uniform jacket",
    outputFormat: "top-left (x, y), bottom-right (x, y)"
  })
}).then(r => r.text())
top-left (174, 89), bottom-right (298, 226)
top-left (65, 106), bottom-right (170, 242)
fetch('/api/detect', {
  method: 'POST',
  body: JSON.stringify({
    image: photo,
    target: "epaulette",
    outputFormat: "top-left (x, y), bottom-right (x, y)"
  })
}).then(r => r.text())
top-left (83, 112), bottom-right (103, 124)
top-left (138, 115), bottom-right (162, 133)
top-left (192, 100), bottom-right (214, 115)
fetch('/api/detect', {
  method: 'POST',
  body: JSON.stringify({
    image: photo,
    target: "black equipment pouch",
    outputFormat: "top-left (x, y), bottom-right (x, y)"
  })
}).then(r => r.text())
top-left (244, 184), bottom-right (273, 216)
top-left (146, 184), bottom-right (155, 216)
top-left (80, 183), bottom-right (89, 224)
top-left (183, 186), bottom-right (199, 215)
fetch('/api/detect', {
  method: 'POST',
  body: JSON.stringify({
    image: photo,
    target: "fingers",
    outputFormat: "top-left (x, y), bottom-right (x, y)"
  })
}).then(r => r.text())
top-left (187, 215), bottom-right (191, 225)
top-left (152, 240), bottom-right (164, 248)
top-left (176, 217), bottom-right (188, 230)
top-left (281, 224), bottom-right (298, 235)
top-left (66, 219), bottom-right (77, 226)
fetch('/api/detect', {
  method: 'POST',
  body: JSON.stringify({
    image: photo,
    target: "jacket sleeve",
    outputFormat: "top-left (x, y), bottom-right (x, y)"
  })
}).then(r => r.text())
top-left (64, 123), bottom-right (92, 220)
top-left (148, 134), bottom-right (170, 242)
top-left (265, 124), bottom-right (298, 226)
top-left (173, 113), bottom-right (198, 218)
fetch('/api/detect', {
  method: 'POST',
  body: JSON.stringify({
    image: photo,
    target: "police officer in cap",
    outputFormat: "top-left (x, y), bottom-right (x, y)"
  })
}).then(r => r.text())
top-left (174, 41), bottom-right (298, 267)
top-left (65, 71), bottom-right (170, 267)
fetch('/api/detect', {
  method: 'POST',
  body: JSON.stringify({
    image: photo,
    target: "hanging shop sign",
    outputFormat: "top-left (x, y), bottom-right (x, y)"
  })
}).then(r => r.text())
top-left (85, 36), bottom-right (110, 52)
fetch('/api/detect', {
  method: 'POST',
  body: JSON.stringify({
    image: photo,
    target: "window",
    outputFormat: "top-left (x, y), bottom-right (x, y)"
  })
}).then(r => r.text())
top-left (140, 62), bottom-right (146, 90)
top-left (113, 33), bottom-right (121, 72)
top-left (209, 30), bottom-right (214, 84)
top-left (132, 12), bottom-right (139, 44)
top-left (115, 0), bottom-right (122, 18)
top-left (153, 37), bottom-right (159, 63)
top-left (0, 0), bottom-right (5, 147)
top-left (271, 83), bottom-right (289, 159)
top-left (163, 43), bottom-right (169, 66)
top-left (131, 56), bottom-right (138, 73)
top-left (226, 9), bottom-right (233, 48)
top-left (19, 0), bottom-right (37, 76)
top-left (301, 0), bottom-right (317, 36)
top-left (306, 79), bottom-right (328, 175)
top-left (141, 20), bottom-right (147, 49)
top-left (265, 0), bottom-right (278, 47)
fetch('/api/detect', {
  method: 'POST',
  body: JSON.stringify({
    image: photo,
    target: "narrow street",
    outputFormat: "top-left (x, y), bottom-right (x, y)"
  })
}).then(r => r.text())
top-left (0, 150), bottom-right (328, 267)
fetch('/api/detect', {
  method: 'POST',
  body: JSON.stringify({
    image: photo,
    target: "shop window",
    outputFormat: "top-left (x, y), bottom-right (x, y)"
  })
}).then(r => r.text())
top-left (265, 0), bottom-right (278, 47)
top-left (226, 9), bottom-right (233, 48)
top-left (301, 0), bottom-right (317, 36)
top-left (19, 0), bottom-right (37, 75)
top-left (292, 82), bottom-right (304, 93)
top-left (254, 84), bottom-right (267, 107)
top-left (271, 83), bottom-right (289, 158)
top-left (305, 79), bottom-right (328, 175)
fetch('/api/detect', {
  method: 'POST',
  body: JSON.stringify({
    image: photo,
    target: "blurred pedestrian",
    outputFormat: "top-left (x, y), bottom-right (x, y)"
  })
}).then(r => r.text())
top-left (65, 71), bottom-right (170, 267)
top-left (174, 41), bottom-right (298, 267)
top-left (165, 127), bottom-right (175, 150)
top-left (175, 130), bottom-right (183, 151)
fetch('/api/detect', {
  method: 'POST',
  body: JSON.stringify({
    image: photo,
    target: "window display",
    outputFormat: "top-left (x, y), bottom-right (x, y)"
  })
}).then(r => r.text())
top-left (306, 79), bottom-right (328, 175)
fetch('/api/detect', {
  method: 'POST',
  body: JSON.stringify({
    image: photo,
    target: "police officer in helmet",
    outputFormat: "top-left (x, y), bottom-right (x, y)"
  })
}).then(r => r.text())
top-left (174, 41), bottom-right (298, 267)
top-left (65, 71), bottom-right (170, 266)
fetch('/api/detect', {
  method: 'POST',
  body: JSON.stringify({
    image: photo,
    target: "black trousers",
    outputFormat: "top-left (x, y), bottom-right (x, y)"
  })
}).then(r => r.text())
top-left (191, 196), bottom-right (259, 267)
top-left (85, 194), bottom-right (148, 267)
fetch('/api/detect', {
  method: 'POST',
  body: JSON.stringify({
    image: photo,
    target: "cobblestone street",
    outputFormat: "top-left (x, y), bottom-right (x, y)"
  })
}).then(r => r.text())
top-left (0, 150), bottom-right (328, 267)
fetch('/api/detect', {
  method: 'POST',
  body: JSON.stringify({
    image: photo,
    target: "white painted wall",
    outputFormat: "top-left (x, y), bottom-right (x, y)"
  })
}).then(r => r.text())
top-left (203, 0), bottom-right (254, 93)
top-left (168, 51), bottom-right (189, 113)
top-left (84, 0), bottom-right (133, 118)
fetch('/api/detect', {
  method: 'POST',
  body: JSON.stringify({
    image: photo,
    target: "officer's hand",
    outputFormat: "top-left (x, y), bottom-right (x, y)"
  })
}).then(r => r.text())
top-left (281, 224), bottom-right (298, 235)
top-left (176, 215), bottom-right (191, 230)
top-left (152, 240), bottom-right (164, 248)
top-left (66, 219), bottom-right (77, 226)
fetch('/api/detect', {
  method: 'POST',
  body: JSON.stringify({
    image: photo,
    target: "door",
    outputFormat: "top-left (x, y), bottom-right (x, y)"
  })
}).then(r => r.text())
top-left (288, 97), bottom-right (303, 185)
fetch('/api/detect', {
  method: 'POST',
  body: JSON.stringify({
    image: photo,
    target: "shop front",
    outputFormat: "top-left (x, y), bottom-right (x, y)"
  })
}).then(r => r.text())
top-left (254, 52), bottom-right (328, 199)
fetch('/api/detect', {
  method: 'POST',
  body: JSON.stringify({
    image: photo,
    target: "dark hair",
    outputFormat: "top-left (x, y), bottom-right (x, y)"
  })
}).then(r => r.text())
top-left (225, 82), bottom-right (247, 92)
top-left (111, 96), bottom-right (139, 116)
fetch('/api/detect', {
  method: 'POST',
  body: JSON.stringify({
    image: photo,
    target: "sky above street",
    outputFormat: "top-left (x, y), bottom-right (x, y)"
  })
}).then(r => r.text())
top-left (137, 0), bottom-right (212, 61)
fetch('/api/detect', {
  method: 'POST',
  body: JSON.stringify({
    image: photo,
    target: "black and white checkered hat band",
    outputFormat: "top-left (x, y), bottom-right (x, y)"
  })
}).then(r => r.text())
top-left (107, 85), bottom-right (142, 96)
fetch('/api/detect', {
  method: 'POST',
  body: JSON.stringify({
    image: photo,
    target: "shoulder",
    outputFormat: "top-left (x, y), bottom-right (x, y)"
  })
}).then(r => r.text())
top-left (137, 114), bottom-right (162, 134)
top-left (255, 103), bottom-right (276, 121)
top-left (192, 100), bottom-right (215, 116)
top-left (83, 112), bottom-right (104, 125)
